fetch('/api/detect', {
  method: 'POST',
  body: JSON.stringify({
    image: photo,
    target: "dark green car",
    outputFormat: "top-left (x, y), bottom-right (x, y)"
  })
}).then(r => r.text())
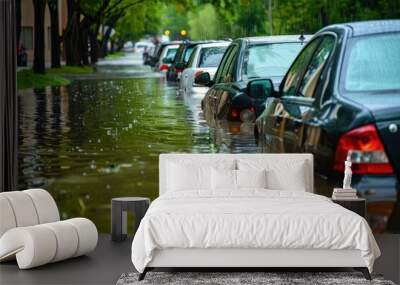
top-left (254, 20), bottom-right (400, 233)
top-left (197, 35), bottom-right (309, 127)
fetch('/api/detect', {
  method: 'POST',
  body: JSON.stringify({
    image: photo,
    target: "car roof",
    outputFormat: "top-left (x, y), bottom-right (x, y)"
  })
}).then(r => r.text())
top-left (320, 20), bottom-right (400, 37)
top-left (160, 41), bottom-right (182, 47)
top-left (241, 35), bottom-right (312, 44)
top-left (164, 44), bottom-right (179, 49)
top-left (196, 41), bottom-right (231, 49)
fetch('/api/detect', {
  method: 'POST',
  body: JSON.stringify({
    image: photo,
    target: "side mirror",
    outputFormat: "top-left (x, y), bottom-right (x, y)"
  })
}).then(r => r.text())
top-left (175, 62), bottom-right (185, 70)
top-left (247, 78), bottom-right (274, 99)
top-left (162, 57), bottom-right (173, 64)
top-left (194, 72), bottom-right (211, 86)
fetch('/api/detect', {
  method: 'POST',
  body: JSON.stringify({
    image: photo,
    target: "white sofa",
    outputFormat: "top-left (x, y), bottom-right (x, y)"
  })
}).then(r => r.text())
top-left (0, 189), bottom-right (98, 269)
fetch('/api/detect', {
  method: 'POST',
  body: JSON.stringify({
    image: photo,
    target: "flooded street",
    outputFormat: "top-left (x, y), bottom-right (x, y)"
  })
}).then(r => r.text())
top-left (18, 53), bottom-right (260, 232)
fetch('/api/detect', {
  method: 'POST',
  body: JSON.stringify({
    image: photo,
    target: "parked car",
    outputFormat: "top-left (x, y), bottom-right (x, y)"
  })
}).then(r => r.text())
top-left (147, 41), bottom-right (181, 69)
top-left (143, 45), bottom-right (155, 64)
top-left (179, 41), bottom-right (230, 96)
top-left (198, 35), bottom-right (310, 125)
top-left (134, 41), bottom-right (153, 53)
top-left (253, 20), bottom-right (400, 233)
top-left (156, 44), bottom-right (179, 72)
top-left (166, 41), bottom-right (213, 82)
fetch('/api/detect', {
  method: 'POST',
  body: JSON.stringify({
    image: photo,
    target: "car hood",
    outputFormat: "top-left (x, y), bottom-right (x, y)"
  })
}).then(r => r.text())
top-left (348, 92), bottom-right (400, 121)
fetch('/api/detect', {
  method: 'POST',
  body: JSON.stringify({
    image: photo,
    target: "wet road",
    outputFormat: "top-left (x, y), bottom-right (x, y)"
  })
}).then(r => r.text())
top-left (18, 53), bottom-right (260, 232)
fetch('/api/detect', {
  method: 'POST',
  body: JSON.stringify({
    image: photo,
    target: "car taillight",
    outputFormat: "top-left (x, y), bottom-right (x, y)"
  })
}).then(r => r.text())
top-left (231, 108), bottom-right (239, 119)
top-left (334, 124), bottom-right (393, 174)
top-left (159, 64), bottom-right (169, 71)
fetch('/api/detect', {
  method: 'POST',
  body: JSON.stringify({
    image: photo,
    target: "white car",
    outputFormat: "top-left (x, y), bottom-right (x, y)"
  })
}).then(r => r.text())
top-left (156, 44), bottom-right (179, 72)
top-left (134, 41), bottom-right (154, 53)
top-left (179, 41), bottom-right (230, 96)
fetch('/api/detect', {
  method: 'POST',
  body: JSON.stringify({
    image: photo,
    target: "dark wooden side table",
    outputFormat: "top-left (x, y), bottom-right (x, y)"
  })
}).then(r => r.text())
top-left (111, 197), bottom-right (150, 242)
top-left (332, 198), bottom-right (366, 218)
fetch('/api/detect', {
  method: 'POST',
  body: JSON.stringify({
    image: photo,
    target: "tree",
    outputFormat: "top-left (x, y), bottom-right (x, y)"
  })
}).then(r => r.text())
top-left (188, 4), bottom-right (221, 40)
top-left (32, 0), bottom-right (46, 73)
top-left (48, 0), bottom-right (61, 68)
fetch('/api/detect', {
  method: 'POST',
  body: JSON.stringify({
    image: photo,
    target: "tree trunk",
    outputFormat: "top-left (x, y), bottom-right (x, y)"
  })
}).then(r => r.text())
top-left (16, 0), bottom-right (21, 45)
top-left (100, 25), bottom-right (113, 58)
top-left (64, 0), bottom-right (81, 66)
top-left (89, 26), bottom-right (99, 64)
top-left (80, 28), bottom-right (89, 65)
top-left (33, 0), bottom-right (46, 73)
top-left (48, 0), bottom-right (61, 68)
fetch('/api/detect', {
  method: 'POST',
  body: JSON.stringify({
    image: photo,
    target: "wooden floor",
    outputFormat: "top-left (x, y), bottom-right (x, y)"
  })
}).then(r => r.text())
top-left (0, 234), bottom-right (399, 285)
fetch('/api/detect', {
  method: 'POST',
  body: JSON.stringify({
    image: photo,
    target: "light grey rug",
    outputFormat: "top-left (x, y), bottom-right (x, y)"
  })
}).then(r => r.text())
top-left (116, 271), bottom-right (395, 285)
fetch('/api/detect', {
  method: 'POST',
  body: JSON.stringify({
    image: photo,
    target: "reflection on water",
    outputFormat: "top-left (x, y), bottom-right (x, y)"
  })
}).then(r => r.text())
top-left (18, 56), bottom-right (260, 232)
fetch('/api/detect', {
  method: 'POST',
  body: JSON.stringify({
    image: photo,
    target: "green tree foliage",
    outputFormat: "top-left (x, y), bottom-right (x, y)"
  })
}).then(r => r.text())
top-left (188, 4), bottom-right (221, 40)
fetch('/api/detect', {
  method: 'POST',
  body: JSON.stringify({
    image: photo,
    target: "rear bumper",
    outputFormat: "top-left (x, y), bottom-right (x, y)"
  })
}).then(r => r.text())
top-left (352, 174), bottom-right (398, 202)
top-left (352, 174), bottom-right (399, 232)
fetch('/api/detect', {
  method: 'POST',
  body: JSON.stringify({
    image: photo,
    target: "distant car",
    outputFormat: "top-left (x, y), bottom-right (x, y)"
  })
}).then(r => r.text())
top-left (147, 41), bottom-right (181, 69)
top-left (179, 41), bottom-right (230, 96)
top-left (156, 44), bottom-right (179, 72)
top-left (134, 41), bottom-right (153, 53)
top-left (166, 41), bottom-right (212, 82)
top-left (198, 35), bottom-right (309, 125)
top-left (254, 20), bottom-right (400, 233)
top-left (123, 41), bottom-right (134, 52)
top-left (143, 45), bottom-right (155, 65)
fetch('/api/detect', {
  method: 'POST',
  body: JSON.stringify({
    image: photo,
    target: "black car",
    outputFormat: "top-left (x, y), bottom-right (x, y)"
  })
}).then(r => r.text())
top-left (197, 35), bottom-right (309, 126)
top-left (254, 20), bottom-right (400, 233)
top-left (166, 41), bottom-right (214, 82)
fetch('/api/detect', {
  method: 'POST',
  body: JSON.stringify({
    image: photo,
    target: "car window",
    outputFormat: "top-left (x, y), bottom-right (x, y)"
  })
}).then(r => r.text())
top-left (214, 45), bottom-right (235, 83)
top-left (281, 38), bottom-right (321, 97)
top-left (298, 35), bottom-right (335, 97)
top-left (241, 42), bottom-right (305, 80)
top-left (219, 44), bottom-right (239, 83)
top-left (198, 46), bottom-right (227, 68)
top-left (343, 32), bottom-right (400, 92)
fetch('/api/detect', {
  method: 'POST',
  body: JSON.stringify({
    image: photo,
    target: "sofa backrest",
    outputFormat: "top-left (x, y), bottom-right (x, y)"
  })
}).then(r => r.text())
top-left (159, 153), bottom-right (314, 195)
top-left (0, 189), bottom-right (60, 237)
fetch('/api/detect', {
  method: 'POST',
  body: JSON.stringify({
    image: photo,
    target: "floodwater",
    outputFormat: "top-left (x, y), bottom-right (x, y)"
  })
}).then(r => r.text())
top-left (18, 53), bottom-right (259, 232)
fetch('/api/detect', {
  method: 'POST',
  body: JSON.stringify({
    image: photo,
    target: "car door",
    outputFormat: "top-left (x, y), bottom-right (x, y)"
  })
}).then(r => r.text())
top-left (281, 35), bottom-right (336, 153)
top-left (203, 43), bottom-right (240, 124)
top-left (279, 35), bottom-right (337, 197)
top-left (260, 38), bottom-right (322, 153)
top-left (181, 46), bottom-right (199, 94)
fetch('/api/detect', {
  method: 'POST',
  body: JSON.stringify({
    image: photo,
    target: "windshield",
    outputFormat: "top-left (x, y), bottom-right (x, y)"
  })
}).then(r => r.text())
top-left (241, 42), bottom-right (304, 80)
top-left (343, 33), bottom-right (400, 92)
top-left (198, 46), bottom-right (227, 68)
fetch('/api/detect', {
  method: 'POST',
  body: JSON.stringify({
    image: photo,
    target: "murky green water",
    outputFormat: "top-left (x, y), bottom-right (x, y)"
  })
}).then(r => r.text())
top-left (18, 54), bottom-right (259, 232)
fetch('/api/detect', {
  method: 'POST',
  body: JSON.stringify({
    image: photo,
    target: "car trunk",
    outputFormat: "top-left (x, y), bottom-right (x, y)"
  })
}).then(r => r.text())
top-left (353, 93), bottom-right (400, 180)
